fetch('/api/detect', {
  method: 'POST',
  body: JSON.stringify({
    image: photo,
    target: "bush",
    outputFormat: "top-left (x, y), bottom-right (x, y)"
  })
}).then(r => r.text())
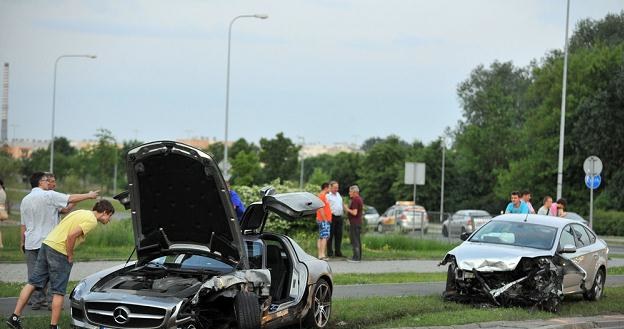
top-left (593, 209), bottom-right (624, 236)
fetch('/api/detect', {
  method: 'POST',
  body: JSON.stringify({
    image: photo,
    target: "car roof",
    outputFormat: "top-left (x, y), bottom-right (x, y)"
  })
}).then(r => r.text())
top-left (492, 213), bottom-right (581, 229)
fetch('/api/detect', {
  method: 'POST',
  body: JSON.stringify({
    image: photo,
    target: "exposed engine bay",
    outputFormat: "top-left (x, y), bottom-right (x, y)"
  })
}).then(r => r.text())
top-left (441, 255), bottom-right (584, 312)
top-left (87, 263), bottom-right (271, 329)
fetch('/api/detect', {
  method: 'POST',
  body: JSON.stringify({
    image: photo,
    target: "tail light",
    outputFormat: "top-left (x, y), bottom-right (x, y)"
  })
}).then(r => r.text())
top-left (400, 214), bottom-right (407, 221)
top-left (468, 217), bottom-right (473, 226)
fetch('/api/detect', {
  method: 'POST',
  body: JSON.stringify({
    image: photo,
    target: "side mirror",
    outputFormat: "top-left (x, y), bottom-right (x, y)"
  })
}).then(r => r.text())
top-left (460, 232), bottom-right (470, 241)
top-left (113, 191), bottom-right (131, 210)
top-left (559, 244), bottom-right (577, 254)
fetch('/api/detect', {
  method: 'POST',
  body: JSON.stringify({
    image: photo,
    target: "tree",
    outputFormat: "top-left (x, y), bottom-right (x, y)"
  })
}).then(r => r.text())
top-left (259, 133), bottom-right (300, 182)
top-left (357, 135), bottom-right (409, 211)
top-left (452, 61), bottom-right (531, 213)
top-left (308, 167), bottom-right (331, 187)
top-left (231, 151), bottom-right (262, 186)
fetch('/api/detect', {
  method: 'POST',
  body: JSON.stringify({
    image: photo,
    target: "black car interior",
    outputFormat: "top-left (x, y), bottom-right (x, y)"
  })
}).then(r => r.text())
top-left (265, 240), bottom-right (291, 302)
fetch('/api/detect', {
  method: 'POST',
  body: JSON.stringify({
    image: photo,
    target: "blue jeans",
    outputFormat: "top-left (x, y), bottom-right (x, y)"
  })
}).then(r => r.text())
top-left (28, 244), bottom-right (73, 296)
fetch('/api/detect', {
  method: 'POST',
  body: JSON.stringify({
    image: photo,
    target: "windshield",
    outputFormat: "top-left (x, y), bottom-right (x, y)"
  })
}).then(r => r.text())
top-left (469, 221), bottom-right (557, 250)
top-left (148, 252), bottom-right (234, 273)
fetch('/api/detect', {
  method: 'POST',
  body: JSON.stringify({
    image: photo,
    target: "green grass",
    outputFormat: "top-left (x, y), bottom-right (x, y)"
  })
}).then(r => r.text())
top-left (332, 287), bottom-right (624, 328)
top-left (0, 282), bottom-right (78, 298)
top-left (333, 272), bottom-right (446, 285)
top-left (5, 286), bottom-right (624, 328)
top-left (0, 220), bottom-right (136, 262)
top-left (292, 231), bottom-right (458, 261)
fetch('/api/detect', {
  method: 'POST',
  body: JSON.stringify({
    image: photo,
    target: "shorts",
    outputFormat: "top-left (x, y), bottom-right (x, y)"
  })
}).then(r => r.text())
top-left (28, 244), bottom-right (73, 296)
top-left (318, 221), bottom-right (330, 239)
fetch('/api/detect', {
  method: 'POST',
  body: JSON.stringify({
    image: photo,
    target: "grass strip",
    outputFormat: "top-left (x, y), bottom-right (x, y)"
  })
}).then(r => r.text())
top-left (6, 287), bottom-right (624, 328)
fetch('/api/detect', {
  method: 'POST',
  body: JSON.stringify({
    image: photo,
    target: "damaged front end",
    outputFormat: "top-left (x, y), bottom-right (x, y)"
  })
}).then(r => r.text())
top-left (441, 255), bottom-right (581, 312)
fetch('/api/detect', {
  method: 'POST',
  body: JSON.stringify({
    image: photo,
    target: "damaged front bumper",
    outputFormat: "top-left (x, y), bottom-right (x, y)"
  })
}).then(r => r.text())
top-left (441, 255), bottom-right (585, 312)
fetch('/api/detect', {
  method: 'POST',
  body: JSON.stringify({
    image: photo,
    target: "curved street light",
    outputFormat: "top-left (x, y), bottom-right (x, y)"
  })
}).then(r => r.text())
top-left (222, 14), bottom-right (268, 180)
top-left (50, 54), bottom-right (97, 172)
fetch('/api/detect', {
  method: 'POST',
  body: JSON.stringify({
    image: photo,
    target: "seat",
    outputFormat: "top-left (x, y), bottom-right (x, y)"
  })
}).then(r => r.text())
top-left (266, 245), bottom-right (287, 301)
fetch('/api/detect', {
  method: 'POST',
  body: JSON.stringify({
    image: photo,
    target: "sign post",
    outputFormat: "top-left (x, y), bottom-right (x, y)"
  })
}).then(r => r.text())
top-left (405, 162), bottom-right (425, 237)
top-left (583, 156), bottom-right (603, 229)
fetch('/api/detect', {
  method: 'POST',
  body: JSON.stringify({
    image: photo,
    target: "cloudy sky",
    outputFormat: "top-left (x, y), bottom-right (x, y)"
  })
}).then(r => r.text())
top-left (0, 0), bottom-right (622, 146)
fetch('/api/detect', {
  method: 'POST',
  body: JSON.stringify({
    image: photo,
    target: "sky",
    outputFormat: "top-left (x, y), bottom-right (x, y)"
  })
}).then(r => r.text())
top-left (0, 0), bottom-right (622, 147)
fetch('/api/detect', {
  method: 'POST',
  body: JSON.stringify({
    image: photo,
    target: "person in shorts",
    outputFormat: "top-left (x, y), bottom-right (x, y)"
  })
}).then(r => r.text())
top-left (316, 182), bottom-right (332, 260)
top-left (6, 200), bottom-right (115, 329)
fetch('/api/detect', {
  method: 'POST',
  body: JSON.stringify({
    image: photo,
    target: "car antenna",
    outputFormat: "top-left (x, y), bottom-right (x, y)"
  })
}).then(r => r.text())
top-left (125, 246), bottom-right (137, 267)
top-left (523, 212), bottom-right (529, 222)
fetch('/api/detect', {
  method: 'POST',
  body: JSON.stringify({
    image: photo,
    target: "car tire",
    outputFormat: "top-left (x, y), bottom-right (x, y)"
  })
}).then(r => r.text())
top-left (304, 278), bottom-right (332, 328)
top-left (443, 262), bottom-right (457, 298)
top-left (442, 226), bottom-right (448, 237)
top-left (233, 291), bottom-right (260, 329)
top-left (376, 223), bottom-right (383, 233)
top-left (584, 267), bottom-right (605, 301)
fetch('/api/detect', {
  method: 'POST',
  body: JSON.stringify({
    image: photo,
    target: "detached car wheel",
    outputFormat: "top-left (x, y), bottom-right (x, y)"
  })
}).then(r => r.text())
top-left (304, 279), bottom-right (332, 328)
top-left (584, 268), bottom-right (605, 301)
top-left (234, 291), bottom-right (260, 329)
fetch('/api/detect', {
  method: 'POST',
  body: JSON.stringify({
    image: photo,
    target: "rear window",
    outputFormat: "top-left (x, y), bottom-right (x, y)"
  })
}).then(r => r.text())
top-left (469, 211), bottom-right (491, 218)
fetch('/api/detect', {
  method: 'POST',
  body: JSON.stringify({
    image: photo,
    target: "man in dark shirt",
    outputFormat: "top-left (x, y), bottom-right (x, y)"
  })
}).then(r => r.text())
top-left (344, 185), bottom-right (363, 262)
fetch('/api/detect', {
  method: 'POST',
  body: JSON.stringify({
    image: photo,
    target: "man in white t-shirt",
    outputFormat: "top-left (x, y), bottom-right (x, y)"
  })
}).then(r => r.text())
top-left (326, 181), bottom-right (344, 258)
top-left (20, 172), bottom-right (98, 310)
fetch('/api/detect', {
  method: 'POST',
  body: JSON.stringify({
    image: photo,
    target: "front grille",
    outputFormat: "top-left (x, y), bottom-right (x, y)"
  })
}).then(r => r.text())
top-left (85, 302), bottom-right (167, 328)
top-left (71, 306), bottom-right (84, 321)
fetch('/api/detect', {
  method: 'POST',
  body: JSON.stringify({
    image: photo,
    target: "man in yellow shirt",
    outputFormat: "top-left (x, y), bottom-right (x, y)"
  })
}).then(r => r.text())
top-left (6, 200), bottom-right (115, 329)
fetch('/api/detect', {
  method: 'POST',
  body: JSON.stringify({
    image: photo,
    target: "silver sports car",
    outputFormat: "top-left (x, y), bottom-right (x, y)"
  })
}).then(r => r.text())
top-left (69, 141), bottom-right (333, 329)
top-left (440, 214), bottom-right (608, 312)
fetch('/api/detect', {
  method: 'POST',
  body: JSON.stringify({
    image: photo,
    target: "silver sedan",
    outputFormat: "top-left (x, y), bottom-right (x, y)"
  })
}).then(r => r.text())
top-left (440, 214), bottom-right (608, 312)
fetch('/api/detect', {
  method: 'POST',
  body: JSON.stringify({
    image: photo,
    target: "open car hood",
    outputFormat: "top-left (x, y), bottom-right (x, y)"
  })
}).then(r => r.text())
top-left (118, 141), bottom-right (243, 264)
top-left (240, 189), bottom-right (323, 233)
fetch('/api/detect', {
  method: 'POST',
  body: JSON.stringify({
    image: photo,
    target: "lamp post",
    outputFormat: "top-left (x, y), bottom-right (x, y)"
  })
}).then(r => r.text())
top-left (298, 136), bottom-right (305, 190)
top-left (223, 14), bottom-right (268, 181)
top-left (556, 0), bottom-right (570, 200)
top-left (50, 54), bottom-right (97, 172)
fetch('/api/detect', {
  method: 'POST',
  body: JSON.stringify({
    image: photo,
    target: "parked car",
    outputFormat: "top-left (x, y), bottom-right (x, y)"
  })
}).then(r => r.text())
top-left (69, 141), bottom-right (333, 329)
top-left (442, 210), bottom-right (492, 237)
top-left (564, 211), bottom-right (589, 225)
top-left (377, 201), bottom-right (429, 233)
top-left (364, 205), bottom-right (380, 228)
top-left (440, 214), bottom-right (608, 312)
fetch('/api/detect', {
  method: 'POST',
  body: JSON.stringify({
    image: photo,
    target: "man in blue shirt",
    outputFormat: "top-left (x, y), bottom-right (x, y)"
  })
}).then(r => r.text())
top-left (227, 182), bottom-right (245, 221)
top-left (505, 191), bottom-right (529, 214)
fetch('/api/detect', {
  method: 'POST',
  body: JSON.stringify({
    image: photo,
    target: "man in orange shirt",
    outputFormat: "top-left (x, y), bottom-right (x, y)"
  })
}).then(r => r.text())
top-left (316, 182), bottom-right (332, 260)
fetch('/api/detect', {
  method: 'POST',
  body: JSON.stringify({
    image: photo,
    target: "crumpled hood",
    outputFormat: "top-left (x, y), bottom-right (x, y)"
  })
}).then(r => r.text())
top-left (446, 242), bottom-right (552, 272)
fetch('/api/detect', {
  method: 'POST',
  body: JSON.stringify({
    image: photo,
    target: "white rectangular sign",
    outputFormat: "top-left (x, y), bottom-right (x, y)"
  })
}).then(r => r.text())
top-left (405, 162), bottom-right (425, 185)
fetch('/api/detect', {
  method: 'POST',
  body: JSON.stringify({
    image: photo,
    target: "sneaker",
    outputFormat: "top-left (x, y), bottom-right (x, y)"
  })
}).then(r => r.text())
top-left (31, 303), bottom-right (41, 310)
top-left (6, 314), bottom-right (22, 329)
top-left (346, 258), bottom-right (361, 263)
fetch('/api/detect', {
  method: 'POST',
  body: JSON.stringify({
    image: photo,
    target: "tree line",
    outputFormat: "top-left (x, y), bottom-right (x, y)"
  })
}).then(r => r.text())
top-left (1, 12), bottom-right (621, 218)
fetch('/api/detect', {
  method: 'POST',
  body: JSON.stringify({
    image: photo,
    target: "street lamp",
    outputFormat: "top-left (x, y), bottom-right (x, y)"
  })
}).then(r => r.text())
top-left (50, 54), bottom-right (97, 172)
top-left (298, 136), bottom-right (305, 190)
top-left (223, 14), bottom-right (268, 180)
top-left (556, 0), bottom-right (570, 200)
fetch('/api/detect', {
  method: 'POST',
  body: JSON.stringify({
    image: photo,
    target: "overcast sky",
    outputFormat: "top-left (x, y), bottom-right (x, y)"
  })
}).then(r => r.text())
top-left (1, 1), bottom-right (622, 146)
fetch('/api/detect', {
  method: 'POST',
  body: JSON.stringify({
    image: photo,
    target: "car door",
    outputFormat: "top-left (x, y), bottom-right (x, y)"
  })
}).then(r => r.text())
top-left (450, 213), bottom-right (463, 235)
top-left (559, 224), bottom-right (593, 293)
top-left (571, 224), bottom-right (600, 287)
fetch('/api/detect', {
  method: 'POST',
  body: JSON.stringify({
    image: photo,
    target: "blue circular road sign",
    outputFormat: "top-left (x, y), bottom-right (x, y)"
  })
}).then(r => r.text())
top-left (585, 175), bottom-right (601, 190)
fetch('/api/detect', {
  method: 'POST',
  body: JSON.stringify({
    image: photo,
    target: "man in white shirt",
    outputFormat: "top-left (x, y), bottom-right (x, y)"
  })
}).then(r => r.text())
top-left (326, 181), bottom-right (344, 258)
top-left (20, 172), bottom-right (98, 309)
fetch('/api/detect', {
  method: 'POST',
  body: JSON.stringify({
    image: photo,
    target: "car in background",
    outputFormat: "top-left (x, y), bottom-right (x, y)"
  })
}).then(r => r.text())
top-left (440, 214), bottom-right (608, 312)
top-left (70, 141), bottom-right (333, 329)
top-left (564, 212), bottom-right (589, 225)
top-left (364, 205), bottom-right (380, 228)
top-left (442, 210), bottom-right (492, 237)
top-left (377, 201), bottom-right (429, 233)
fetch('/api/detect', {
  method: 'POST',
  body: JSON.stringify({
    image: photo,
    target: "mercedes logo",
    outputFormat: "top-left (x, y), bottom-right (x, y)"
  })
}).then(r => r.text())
top-left (113, 306), bottom-right (131, 325)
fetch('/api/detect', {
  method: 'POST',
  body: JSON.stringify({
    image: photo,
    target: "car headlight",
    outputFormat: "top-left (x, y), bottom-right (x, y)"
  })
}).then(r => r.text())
top-left (70, 281), bottom-right (87, 300)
